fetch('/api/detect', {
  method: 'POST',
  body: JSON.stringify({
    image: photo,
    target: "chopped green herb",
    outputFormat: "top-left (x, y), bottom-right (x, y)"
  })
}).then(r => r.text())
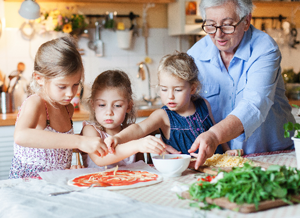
top-left (188, 163), bottom-right (300, 211)
top-left (176, 193), bottom-right (185, 200)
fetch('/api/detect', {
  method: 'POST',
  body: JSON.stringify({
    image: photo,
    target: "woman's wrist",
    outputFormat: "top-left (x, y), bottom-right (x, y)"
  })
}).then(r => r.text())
top-left (206, 128), bottom-right (221, 148)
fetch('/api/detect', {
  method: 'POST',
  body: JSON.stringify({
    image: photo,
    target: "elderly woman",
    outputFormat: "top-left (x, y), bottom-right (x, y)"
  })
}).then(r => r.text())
top-left (187, 0), bottom-right (295, 169)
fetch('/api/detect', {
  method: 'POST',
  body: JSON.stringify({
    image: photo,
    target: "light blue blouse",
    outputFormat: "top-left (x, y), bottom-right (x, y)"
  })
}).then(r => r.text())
top-left (188, 25), bottom-right (295, 154)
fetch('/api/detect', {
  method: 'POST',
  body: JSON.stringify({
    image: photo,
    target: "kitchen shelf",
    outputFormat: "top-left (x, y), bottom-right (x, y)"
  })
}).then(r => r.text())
top-left (253, 1), bottom-right (300, 7)
top-left (4, 0), bottom-right (175, 3)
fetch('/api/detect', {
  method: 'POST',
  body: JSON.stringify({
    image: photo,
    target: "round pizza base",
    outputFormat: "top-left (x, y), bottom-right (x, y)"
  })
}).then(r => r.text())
top-left (67, 170), bottom-right (163, 190)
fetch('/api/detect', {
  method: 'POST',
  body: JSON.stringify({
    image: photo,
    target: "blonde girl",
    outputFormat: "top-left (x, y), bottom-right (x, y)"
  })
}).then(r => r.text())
top-left (9, 36), bottom-right (107, 179)
top-left (81, 70), bottom-right (165, 169)
top-left (105, 52), bottom-right (241, 156)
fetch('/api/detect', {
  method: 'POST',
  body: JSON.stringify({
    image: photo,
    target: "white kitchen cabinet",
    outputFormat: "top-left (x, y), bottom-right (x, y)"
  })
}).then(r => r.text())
top-left (168, 0), bottom-right (206, 35)
top-left (0, 126), bottom-right (14, 180)
top-left (5, 0), bottom-right (175, 3)
top-left (0, 121), bottom-right (83, 180)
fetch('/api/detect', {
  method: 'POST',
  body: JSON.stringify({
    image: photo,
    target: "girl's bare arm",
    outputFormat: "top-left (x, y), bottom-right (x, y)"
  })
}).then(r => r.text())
top-left (104, 109), bottom-right (168, 149)
top-left (82, 123), bottom-right (165, 166)
top-left (13, 96), bottom-right (106, 155)
top-left (89, 136), bottom-right (165, 166)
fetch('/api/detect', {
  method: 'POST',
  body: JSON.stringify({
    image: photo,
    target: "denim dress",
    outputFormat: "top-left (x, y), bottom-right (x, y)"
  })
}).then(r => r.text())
top-left (160, 98), bottom-right (223, 155)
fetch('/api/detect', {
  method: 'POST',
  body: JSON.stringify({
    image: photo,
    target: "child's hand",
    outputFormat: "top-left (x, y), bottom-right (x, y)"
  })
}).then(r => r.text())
top-left (137, 135), bottom-right (166, 155)
top-left (225, 149), bottom-right (244, 156)
top-left (165, 145), bottom-right (181, 154)
top-left (104, 136), bottom-right (119, 154)
top-left (79, 136), bottom-right (109, 157)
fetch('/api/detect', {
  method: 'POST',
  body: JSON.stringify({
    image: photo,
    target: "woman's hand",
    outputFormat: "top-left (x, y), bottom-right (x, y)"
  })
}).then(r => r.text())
top-left (137, 135), bottom-right (166, 155)
top-left (104, 136), bottom-right (120, 154)
top-left (188, 130), bottom-right (219, 170)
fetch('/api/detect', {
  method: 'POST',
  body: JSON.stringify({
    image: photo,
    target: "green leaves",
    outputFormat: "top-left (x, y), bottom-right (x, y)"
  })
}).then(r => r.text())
top-left (188, 163), bottom-right (300, 211)
top-left (284, 104), bottom-right (300, 138)
top-left (284, 122), bottom-right (300, 138)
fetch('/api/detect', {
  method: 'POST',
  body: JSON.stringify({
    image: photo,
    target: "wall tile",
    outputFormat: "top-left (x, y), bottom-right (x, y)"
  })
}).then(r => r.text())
top-left (6, 28), bottom-right (29, 58)
top-left (0, 26), bottom-right (7, 58)
top-left (3, 27), bottom-right (299, 102)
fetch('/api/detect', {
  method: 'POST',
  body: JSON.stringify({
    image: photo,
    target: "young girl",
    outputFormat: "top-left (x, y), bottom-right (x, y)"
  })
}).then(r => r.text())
top-left (81, 70), bottom-right (165, 169)
top-left (105, 52), bottom-right (242, 157)
top-left (9, 36), bottom-right (108, 179)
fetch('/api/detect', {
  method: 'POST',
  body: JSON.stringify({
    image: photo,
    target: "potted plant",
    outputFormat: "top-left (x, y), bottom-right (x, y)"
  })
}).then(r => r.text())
top-left (284, 104), bottom-right (300, 168)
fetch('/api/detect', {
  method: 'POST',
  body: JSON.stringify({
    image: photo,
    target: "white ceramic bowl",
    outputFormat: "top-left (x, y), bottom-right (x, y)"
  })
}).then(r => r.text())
top-left (152, 154), bottom-right (191, 177)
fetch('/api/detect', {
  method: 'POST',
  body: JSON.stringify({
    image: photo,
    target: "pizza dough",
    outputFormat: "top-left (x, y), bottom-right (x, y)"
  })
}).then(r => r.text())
top-left (68, 170), bottom-right (163, 190)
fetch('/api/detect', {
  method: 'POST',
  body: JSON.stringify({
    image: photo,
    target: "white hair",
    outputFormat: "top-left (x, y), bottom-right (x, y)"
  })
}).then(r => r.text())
top-left (200, 0), bottom-right (254, 20)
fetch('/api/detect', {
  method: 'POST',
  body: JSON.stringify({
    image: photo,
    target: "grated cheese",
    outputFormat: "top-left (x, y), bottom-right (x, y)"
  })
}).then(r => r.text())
top-left (114, 165), bottom-right (119, 176)
top-left (200, 154), bottom-right (254, 168)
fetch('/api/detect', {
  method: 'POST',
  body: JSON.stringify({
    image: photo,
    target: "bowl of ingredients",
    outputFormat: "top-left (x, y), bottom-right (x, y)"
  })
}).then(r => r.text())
top-left (152, 154), bottom-right (191, 177)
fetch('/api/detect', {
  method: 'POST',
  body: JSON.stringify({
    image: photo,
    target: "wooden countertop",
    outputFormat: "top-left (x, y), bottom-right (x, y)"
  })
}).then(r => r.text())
top-left (289, 100), bottom-right (300, 106)
top-left (0, 110), bottom-right (91, 127)
top-left (2, 99), bottom-right (299, 127)
top-left (0, 108), bottom-right (156, 127)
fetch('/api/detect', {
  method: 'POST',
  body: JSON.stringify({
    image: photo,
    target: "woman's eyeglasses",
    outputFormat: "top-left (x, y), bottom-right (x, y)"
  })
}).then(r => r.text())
top-left (202, 16), bottom-right (246, 34)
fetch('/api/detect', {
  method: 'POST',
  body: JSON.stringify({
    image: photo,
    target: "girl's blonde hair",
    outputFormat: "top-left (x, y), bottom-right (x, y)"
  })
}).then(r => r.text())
top-left (88, 70), bottom-right (136, 130)
top-left (29, 35), bottom-right (84, 102)
top-left (157, 51), bottom-right (201, 100)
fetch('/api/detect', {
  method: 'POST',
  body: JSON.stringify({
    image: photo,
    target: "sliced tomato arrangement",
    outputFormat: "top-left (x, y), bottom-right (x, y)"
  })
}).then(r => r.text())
top-left (197, 175), bottom-right (216, 186)
top-left (72, 170), bottom-right (158, 187)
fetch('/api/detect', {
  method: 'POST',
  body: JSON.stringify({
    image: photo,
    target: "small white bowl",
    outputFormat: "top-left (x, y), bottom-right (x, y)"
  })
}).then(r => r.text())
top-left (152, 154), bottom-right (191, 177)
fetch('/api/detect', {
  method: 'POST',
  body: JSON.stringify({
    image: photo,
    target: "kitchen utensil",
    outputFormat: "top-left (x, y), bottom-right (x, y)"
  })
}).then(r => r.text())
top-left (289, 27), bottom-right (300, 49)
top-left (0, 80), bottom-right (3, 92)
top-left (7, 62), bottom-right (25, 93)
top-left (137, 63), bottom-right (146, 80)
top-left (88, 21), bottom-right (104, 56)
top-left (0, 92), bottom-right (14, 113)
top-left (8, 76), bottom-right (20, 93)
top-left (94, 21), bottom-right (103, 56)
top-left (261, 18), bottom-right (266, 32)
top-left (49, 184), bottom-right (95, 196)
top-left (49, 182), bottom-right (110, 196)
top-left (116, 30), bottom-right (133, 49)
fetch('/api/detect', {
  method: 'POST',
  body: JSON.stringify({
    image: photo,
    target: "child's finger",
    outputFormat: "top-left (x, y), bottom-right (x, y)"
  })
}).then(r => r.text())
top-left (148, 136), bottom-right (166, 148)
top-left (104, 137), bottom-right (114, 148)
top-left (190, 153), bottom-right (198, 158)
top-left (96, 148), bottom-right (106, 157)
top-left (165, 144), bottom-right (181, 154)
top-left (150, 140), bottom-right (167, 154)
top-left (110, 142), bottom-right (117, 154)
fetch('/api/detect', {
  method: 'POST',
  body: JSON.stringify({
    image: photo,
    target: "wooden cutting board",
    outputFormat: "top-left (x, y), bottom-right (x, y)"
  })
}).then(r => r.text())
top-left (182, 191), bottom-right (300, 213)
top-left (189, 160), bottom-right (272, 175)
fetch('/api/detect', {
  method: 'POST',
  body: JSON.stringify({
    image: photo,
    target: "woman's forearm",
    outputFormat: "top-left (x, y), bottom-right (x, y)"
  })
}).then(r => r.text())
top-left (209, 115), bottom-right (244, 144)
